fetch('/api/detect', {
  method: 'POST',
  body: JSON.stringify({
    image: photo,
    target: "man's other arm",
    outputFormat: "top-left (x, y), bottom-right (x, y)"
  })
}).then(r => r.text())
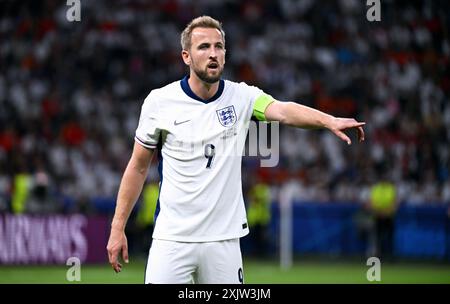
top-left (264, 100), bottom-right (365, 145)
top-left (107, 141), bottom-right (154, 273)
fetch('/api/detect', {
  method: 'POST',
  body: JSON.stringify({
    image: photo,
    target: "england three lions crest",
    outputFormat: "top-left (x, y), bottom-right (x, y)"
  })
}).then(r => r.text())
top-left (216, 105), bottom-right (237, 127)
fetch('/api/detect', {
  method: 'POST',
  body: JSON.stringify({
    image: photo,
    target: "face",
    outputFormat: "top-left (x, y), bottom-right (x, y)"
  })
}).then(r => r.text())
top-left (182, 27), bottom-right (226, 84)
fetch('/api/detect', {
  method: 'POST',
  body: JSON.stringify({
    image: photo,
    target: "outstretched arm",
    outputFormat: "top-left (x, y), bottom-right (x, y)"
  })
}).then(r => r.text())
top-left (264, 100), bottom-right (365, 145)
top-left (107, 142), bottom-right (154, 273)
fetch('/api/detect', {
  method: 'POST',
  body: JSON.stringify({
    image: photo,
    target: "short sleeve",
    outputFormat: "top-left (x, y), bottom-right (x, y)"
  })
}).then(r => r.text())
top-left (134, 93), bottom-right (160, 149)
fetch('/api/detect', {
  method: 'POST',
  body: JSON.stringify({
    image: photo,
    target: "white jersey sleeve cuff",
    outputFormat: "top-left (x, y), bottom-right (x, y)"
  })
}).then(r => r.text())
top-left (135, 136), bottom-right (157, 149)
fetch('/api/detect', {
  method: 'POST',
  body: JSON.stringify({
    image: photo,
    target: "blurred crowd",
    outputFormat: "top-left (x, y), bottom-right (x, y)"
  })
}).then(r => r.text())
top-left (0, 0), bottom-right (449, 214)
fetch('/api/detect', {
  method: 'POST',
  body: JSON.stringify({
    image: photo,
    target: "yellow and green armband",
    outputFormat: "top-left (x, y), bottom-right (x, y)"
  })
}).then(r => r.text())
top-left (252, 94), bottom-right (274, 121)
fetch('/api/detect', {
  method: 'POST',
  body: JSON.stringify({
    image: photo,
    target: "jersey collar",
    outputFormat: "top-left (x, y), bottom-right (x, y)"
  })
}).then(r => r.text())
top-left (180, 75), bottom-right (224, 104)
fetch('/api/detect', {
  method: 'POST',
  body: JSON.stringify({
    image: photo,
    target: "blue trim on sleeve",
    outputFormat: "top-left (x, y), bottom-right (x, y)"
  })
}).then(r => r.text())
top-left (180, 75), bottom-right (224, 103)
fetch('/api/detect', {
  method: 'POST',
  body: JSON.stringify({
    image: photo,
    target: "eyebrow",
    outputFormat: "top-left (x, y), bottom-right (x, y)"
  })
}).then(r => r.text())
top-left (197, 42), bottom-right (224, 48)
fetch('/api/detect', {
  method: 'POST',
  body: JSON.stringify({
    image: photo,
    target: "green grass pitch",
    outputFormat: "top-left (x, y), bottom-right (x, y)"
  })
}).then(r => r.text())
top-left (1, 257), bottom-right (449, 284)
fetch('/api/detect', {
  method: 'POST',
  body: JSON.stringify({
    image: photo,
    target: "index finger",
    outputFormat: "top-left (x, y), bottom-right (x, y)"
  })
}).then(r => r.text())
top-left (349, 121), bottom-right (365, 128)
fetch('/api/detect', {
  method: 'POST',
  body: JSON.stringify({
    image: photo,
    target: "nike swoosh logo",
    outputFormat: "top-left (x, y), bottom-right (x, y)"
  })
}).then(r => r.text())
top-left (174, 119), bottom-right (191, 126)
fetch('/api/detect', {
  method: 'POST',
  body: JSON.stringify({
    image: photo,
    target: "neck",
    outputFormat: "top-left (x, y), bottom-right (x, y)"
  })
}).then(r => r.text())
top-left (188, 72), bottom-right (219, 100)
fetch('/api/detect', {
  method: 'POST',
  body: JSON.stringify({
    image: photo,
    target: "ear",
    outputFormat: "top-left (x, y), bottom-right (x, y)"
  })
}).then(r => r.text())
top-left (181, 50), bottom-right (190, 66)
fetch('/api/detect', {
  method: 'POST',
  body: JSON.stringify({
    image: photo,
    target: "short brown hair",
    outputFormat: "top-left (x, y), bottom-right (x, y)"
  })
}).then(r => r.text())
top-left (180, 16), bottom-right (225, 51)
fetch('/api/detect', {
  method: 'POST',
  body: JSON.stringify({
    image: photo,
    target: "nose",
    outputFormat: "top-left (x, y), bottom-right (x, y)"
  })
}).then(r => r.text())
top-left (209, 47), bottom-right (217, 59)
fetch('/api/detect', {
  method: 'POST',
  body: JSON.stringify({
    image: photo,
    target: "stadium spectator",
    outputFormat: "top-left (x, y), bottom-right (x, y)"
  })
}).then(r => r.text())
top-left (132, 178), bottom-right (159, 256)
top-left (246, 180), bottom-right (272, 257)
top-left (25, 169), bottom-right (61, 214)
top-left (367, 169), bottom-right (398, 260)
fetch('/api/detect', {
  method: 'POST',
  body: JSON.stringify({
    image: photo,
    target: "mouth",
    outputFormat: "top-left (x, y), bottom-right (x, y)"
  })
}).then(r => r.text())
top-left (207, 62), bottom-right (219, 70)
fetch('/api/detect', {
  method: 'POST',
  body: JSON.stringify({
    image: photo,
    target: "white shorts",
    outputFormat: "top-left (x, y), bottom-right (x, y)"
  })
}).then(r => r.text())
top-left (145, 238), bottom-right (244, 284)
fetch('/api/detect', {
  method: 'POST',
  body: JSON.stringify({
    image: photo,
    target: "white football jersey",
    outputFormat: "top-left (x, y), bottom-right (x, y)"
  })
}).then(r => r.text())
top-left (135, 76), bottom-right (272, 242)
